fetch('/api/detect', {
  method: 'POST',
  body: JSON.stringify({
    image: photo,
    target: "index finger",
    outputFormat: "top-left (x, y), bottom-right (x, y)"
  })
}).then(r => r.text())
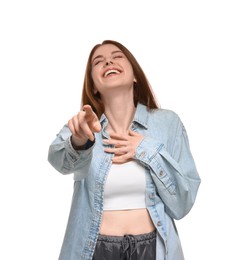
top-left (82, 105), bottom-right (93, 115)
top-left (82, 105), bottom-right (97, 120)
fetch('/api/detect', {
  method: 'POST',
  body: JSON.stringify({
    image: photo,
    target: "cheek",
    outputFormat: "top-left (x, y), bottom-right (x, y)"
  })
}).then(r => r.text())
top-left (126, 70), bottom-right (135, 82)
top-left (91, 70), bottom-right (99, 84)
top-left (91, 68), bottom-right (96, 79)
top-left (91, 72), bottom-right (102, 92)
top-left (124, 63), bottom-right (135, 79)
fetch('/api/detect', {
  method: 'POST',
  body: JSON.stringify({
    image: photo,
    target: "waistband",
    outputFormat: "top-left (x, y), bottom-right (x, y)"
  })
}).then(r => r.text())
top-left (97, 230), bottom-right (157, 243)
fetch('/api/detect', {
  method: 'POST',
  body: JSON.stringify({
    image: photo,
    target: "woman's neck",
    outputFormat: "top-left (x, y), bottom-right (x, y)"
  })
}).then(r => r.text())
top-left (103, 92), bottom-right (136, 135)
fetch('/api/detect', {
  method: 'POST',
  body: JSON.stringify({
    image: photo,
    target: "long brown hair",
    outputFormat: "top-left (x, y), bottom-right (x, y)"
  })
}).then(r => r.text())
top-left (82, 40), bottom-right (159, 118)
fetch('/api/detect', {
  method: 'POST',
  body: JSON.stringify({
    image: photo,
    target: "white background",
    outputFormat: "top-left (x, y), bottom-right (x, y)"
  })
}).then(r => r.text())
top-left (0, 0), bottom-right (243, 259)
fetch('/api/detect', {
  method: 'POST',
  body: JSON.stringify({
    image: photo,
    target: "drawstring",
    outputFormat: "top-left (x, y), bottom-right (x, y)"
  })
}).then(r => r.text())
top-left (120, 234), bottom-right (138, 260)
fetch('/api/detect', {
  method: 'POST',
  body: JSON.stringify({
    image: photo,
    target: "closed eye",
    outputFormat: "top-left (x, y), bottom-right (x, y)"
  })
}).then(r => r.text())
top-left (94, 60), bottom-right (101, 65)
top-left (113, 55), bottom-right (124, 59)
top-left (93, 59), bottom-right (104, 66)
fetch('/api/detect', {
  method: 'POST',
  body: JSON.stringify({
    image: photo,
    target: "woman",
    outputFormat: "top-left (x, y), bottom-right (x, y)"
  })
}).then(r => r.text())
top-left (48, 40), bottom-right (201, 260)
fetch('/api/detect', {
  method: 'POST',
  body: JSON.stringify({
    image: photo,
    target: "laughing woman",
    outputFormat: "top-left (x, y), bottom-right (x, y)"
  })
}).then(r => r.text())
top-left (48, 40), bottom-right (201, 260)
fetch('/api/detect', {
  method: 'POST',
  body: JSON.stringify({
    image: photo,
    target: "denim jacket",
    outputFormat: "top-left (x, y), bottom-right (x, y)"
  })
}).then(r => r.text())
top-left (48, 103), bottom-right (201, 260)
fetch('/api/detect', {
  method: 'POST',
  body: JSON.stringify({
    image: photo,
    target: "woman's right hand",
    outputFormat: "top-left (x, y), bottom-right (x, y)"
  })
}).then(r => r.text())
top-left (68, 105), bottom-right (101, 147)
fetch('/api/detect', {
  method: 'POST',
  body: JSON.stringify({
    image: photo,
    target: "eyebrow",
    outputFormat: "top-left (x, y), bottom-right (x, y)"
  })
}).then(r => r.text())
top-left (92, 50), bottom-right (123, 64)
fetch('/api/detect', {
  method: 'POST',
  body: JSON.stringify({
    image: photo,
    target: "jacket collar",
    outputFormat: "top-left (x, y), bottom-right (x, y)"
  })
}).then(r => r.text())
top-left (100, 103), bottom-right (149, 129)
top-left (132, 103), bottom-right (149, 129)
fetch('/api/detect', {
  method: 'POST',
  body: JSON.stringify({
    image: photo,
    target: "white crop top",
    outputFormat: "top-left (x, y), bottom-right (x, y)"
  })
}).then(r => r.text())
top-left (103, 160), bottom-right (146, 210)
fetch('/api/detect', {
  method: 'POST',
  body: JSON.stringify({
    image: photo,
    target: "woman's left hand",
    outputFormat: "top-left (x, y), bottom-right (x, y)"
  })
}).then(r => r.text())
top-left (103, 130), bottom-right (144, 163)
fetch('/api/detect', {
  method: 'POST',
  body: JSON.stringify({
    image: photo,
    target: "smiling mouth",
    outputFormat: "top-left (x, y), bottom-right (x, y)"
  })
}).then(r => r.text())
top-left (103, 69), bottom-right (121, 78)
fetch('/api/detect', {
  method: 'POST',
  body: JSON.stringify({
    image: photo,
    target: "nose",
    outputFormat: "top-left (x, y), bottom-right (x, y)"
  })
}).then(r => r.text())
top-left (104, 59), bottom-right (113, 66)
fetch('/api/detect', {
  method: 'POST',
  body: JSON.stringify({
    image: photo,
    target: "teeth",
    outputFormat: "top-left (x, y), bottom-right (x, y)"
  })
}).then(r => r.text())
top-left (104, 69), bottom-right (120, 77)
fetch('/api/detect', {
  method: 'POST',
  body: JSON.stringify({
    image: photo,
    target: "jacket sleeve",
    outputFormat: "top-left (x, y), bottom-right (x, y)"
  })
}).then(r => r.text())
top-left (135, 117), bottom-right (201, 220)
top-left (48, 124), bottom-right (94, 178)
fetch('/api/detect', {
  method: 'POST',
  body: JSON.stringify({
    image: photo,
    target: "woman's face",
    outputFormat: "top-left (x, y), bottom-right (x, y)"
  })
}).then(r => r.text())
top-left (91, 44), bottom-right (135, 96)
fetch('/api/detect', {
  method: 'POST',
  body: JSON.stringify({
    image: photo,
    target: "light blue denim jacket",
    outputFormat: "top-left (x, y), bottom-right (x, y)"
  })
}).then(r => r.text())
top-left (48, 103), bottom-right (201, 260)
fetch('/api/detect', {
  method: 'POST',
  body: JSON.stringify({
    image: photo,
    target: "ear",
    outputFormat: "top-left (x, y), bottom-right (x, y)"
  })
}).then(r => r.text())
top-left (133, 78), bottom-right (137, 83)
top-left (93, 88), bottom-right (98, 94)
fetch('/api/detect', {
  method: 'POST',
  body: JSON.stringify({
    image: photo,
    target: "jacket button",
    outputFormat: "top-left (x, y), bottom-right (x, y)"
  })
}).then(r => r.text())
top-left (159, 170), bottom-right (164, 177)
top-left (157, 221), bottom-right (162, 226)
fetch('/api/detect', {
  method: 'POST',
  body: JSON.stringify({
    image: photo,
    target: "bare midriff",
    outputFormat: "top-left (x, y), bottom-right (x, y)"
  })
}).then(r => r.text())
top-left (99, 208), bottom-right (155, 236)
